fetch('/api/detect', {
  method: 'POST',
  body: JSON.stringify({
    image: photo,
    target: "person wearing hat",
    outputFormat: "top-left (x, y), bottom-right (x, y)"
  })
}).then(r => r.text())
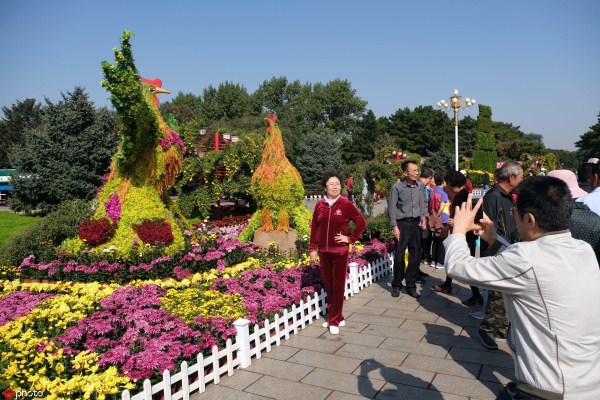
top-left (548, 170), bottom-right (587, 199)
top-left (548, 169), bottom-right (600, 265)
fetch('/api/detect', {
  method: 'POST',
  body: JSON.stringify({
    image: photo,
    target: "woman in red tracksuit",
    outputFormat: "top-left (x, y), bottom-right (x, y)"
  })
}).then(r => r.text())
top-left (309, 172), bottom-right (367, 335)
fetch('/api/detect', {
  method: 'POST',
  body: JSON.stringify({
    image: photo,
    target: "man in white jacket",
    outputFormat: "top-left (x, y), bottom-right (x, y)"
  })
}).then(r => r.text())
top-left (444, 176), bottom-right (600, 400)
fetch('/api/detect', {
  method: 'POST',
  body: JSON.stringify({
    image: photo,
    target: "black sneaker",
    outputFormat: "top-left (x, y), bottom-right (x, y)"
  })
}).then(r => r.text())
top-left (497, 382), bottom-right (534, 399)
top-left (391, 287), bottom-right (401, 298)
top-left (495, 331), bottom-right (507, 342)
top-left (405, 288), bottom-right (420, 298)
top-left (478, 329), bottom-right (498, 350)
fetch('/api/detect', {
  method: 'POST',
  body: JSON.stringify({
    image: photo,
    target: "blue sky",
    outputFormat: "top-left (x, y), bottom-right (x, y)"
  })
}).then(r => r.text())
top-left (1, 0), bottom-right (599, 151)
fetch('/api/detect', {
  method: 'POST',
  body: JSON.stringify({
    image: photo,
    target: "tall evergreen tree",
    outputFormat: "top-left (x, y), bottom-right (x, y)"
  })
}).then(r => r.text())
top-left (295, 129), bottom-right (343, 186)
top-left (8, 87), bottom-right (118, 213)
top-left (472, 104), bottom-right (498, 171)
top-left (0, 98), bottom-right (43, 168)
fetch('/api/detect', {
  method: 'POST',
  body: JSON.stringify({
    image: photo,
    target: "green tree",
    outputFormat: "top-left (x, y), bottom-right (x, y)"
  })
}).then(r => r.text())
top-left (575, 111), bottom-right (600, 160)
top-left (493, 122), bottom-right (546, 160)
top-left (548, 149), bottom-right (579, 170)
top-left (252, 78), bottom-right (367, 164)
top-left (457, 116), bottom-right (477, 158)
top-left (425, 150), bottom-right (454, 174)
top-left (0, 98), bottom-right (43, 168)
top-left (252, 76), bottom-right (301, 116)
top-left (341, 109), bottom-right (382, 164)
top-left (296, 129), bottom-right (343, 186)
top-left (158, 92), bottom-right (202, 125)
top-left (320, 79), bottom-right (367, 133)
top-left (387, 106), bottom-right (453, 156)
top-left (200, 82), bottom-right (252, 122)
top-left (8, 88), bottom-right (118, 213)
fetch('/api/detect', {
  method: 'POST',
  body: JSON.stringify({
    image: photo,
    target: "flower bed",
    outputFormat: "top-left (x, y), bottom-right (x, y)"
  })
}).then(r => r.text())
top-left (16, 225), bottom-right (259, 283)
top-left (0, 224), bottom-right (388, 398)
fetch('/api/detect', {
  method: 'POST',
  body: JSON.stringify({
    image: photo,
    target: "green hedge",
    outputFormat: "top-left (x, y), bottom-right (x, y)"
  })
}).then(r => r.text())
top-left (0, 199), bottom-right (90, 267)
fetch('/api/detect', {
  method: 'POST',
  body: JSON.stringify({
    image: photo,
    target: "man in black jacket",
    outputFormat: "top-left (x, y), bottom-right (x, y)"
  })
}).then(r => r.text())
top-left (478, 162), bottom-right (523, 350)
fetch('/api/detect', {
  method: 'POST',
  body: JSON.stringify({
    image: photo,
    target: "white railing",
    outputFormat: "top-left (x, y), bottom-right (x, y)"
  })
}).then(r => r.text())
top-left (304, 195), bottom-right (324, 200)
top-left (122, 253), bottom-right (395, 400)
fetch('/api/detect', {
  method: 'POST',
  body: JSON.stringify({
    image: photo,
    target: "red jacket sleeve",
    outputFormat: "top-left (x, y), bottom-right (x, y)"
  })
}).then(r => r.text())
top-left (309, 201), bottom-right (322, 251)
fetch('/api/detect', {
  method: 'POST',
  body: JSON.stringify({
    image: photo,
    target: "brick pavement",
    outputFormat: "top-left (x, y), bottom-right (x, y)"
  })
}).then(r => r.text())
top-left (190, 266), bottom-right (514, 400)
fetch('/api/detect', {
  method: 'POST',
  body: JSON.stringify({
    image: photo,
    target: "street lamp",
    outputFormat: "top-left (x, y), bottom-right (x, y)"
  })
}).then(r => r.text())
top-left (437, 89), bottom-right (476, 171)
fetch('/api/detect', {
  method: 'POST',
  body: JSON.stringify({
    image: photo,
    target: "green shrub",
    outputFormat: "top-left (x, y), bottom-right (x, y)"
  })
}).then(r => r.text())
top-left (177, 192), bottom-right (197, 218)
top-left (177, 187), bottom-right (213, 219)
top-left (195, 187), bottom-right (213, 220)
top-left (0, 199), bottom-right (90, 267)
top-left (361, 213), bottom-right (394, 242)
top-left (468, 171), bottom-right (483, 187)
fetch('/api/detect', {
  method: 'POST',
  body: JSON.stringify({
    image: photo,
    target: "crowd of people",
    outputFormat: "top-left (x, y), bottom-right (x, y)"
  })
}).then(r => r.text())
top-left (309, 157), bottom-right (600, 399)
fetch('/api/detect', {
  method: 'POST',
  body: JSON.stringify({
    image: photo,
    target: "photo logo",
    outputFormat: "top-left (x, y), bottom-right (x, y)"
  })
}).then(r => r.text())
top-left (2, 389), bottom-right (44, 399)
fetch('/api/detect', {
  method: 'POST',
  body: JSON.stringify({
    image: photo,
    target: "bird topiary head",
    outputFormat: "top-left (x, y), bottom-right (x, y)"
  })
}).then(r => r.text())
top-left (100, 31), bottom-right (171, 175)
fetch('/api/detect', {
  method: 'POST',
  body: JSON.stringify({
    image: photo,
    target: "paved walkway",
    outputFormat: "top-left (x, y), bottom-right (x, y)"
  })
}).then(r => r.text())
top-left (191, 266), bottom-right (513, 400)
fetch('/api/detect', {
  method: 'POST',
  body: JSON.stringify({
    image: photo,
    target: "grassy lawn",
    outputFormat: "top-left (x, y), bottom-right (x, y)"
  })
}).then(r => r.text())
top-left (0, 212), bottom-right (41, 247)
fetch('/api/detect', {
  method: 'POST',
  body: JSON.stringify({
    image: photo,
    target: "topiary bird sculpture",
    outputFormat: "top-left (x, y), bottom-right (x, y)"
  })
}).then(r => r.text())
top-left (62, 31), bottom-right (186, 259)
top-left (239, 115), bottom-right (312, 244)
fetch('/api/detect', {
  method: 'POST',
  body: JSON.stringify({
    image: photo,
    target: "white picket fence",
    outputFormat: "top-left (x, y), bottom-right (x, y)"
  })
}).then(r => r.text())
top-left (121, 254), bottom-right (395, 400)
top-left (304, 194), bottom-right (324, 200)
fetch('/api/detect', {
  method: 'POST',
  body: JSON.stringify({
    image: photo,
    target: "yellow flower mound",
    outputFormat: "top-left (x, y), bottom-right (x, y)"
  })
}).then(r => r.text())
top-left (162, 288), bottom-right (247, 323)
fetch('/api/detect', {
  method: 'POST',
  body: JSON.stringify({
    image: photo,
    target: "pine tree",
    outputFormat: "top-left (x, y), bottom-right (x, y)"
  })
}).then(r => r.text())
top-left (0, 99), bottom-right (43, 168)
top-left (9, 87), bottom-right (118, 213)
top-left (296, 129), bottom-right (343, 186)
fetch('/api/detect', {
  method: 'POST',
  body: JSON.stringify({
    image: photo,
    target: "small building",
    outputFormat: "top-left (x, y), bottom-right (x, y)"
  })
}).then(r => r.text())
top-left (0, 169), bottom-right (16, 203)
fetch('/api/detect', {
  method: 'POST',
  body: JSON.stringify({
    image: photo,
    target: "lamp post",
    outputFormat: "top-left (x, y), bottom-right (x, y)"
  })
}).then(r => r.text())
top-left (437, 89), bottom-right (476, 171)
